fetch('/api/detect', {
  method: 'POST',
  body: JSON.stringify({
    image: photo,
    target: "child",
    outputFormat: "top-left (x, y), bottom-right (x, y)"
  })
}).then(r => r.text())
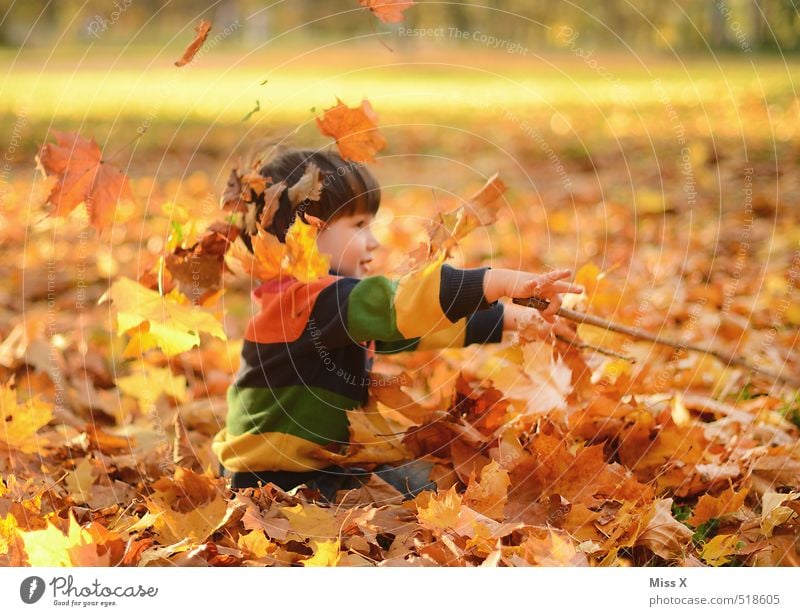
top-left (213, 147), bottom-right (582, 503)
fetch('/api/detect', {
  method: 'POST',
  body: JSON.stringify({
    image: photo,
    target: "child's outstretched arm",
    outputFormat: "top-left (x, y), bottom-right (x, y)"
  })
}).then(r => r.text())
top-left (373, 303), bottom-right (505, 354)
top-left (310, 257), bottom-right (500, 350)
top-left (312, 260), bottom-right (582, 351)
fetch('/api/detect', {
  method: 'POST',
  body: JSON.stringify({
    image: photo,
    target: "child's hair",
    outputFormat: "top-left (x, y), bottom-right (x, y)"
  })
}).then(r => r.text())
top-left (241, 147), bottom-right (381, 251)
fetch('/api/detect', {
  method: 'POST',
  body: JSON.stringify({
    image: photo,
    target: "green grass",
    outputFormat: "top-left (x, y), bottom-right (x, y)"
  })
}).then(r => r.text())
top-left (2, 43), bottom-right (798, 126)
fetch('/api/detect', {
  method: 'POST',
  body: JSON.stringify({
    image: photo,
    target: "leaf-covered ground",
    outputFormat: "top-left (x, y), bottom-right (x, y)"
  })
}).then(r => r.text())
top-left (2, 47), bottom-right (800, 566)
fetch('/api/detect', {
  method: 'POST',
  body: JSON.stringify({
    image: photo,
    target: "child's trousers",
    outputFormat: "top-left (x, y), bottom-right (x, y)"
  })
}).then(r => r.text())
top-left (221, 460), bottom-right (437, 502)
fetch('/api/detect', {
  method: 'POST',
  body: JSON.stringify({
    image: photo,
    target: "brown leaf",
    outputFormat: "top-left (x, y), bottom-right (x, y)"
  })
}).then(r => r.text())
top-left (358, 0), bottom-right (414, 23)
top-left (174, 19), bottom-right (212, 67)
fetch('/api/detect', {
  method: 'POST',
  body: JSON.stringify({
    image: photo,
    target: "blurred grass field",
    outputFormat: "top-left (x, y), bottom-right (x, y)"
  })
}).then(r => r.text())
top-left (2, 42), bottom-right (798, 171)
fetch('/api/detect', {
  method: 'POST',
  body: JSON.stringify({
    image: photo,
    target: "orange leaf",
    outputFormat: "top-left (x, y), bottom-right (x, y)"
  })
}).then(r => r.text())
top-left (174, 19), bottom-right (212, 67)
top-left (688, 485), bottom-right (749, 527)
top-left (316, 98), bottom-right (387, 163)
top-left (37, 131), bottom-right (135, 231)
top-left (358, 0), bottom-right (414, 23)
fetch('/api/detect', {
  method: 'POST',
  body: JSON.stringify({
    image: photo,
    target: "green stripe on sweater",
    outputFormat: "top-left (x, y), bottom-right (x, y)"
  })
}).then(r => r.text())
top-left (226, 385), bottom-right (360, 444)
top-left (346, 276), bottom-right (403, 341)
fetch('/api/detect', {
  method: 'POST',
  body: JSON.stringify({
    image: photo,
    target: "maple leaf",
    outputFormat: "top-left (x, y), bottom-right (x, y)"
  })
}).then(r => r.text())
top-left (237, 530), bottom-right (274, 559)
top-left (283, 214), bottom-right (332, 283)
top-left (760, 491), bottom-right (800, 537)
top-left (174, 19), bottom-right (212, 67)
top-left (513, 528), bottom-right (586, 566)
top-left (313, 402), bottom-right (410, 465)
top-left (287, 161), bottom-right (323, 207)
top-left (64, 458), bottom-right (99, 506)
top-left (142, 487), bottom-right (228, 546)
top-left (700, 533), bottom-right (741, 566)
top-left (0, 513), bottom-right (21, 559)
top-left (358, 0), bottom-right (414, 23)
top-left (416, 485), bottom-right (463, 532)
top-left (427, 173), bottom-right (507, 258)
top-left (228, 216), bottom-right (331, 283)
top-left (116, 362), bottom-right (188, 415)
top-left (165, 220), bottom-right (239, 298)
top-left (98, 277), bottom-right (226, 357)
top-left (301, 538), bottom-right (342, 566)
top-left (229, 226), bottom-right (285, 281)
top-left (281, 503), bottom-right (343, 540)
top-left (36, 131), bottom-right (134, 231)
top-left (17, 510), bottom-right (111, 566)
top-left (464, 460), bottom-right (511, 520)
top-left (687, 485), bottom-right (749, 527)
top-left (0, 382), bottom-right (53, 454)
top-left (636, 498), bottom-right (693, 561)
top-left (316, 98), bottom-right (387, 163)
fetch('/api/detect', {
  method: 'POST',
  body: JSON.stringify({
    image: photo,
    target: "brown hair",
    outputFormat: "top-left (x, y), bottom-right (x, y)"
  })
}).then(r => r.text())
top-left (241, 147), bottom-right (381, 251)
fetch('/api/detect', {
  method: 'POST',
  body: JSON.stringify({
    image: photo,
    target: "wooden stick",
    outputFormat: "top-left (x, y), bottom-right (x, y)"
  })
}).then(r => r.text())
top-left (513, 296), bottom-right (800, 389)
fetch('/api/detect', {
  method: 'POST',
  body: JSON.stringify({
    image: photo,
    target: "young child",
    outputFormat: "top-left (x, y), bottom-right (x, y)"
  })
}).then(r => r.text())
top-left (213, 148), bottom-right (582, 502)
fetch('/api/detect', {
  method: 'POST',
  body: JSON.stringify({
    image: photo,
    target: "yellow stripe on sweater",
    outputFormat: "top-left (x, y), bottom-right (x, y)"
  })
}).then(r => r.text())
top-left (394, 252), bottom-right (449, 338)
top-left (212, 428), bottom-right (336, 472)
top-left (416, 317), bottom-right (468, 350)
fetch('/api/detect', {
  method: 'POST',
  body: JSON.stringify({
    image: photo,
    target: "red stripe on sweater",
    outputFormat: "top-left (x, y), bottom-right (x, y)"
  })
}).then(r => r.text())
top-left (244, 274), bottom-right (341, 344)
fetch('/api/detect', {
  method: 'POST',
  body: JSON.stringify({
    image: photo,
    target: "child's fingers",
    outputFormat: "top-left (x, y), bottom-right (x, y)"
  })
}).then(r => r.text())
top-left (552, 281), bottom-right (584, 294)
top-left (542, 268), bottom-right (572, 282)
top-left (542, 295), bottom-right (562, 318)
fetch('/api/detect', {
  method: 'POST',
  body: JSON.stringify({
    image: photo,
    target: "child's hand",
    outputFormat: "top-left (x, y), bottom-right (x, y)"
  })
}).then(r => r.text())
top-left (485, 268), bottom-right (584, 323)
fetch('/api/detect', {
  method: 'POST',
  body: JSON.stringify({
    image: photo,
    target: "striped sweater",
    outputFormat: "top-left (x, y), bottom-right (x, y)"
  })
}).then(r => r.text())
top-left (212, 254), bottom-right (505, 473)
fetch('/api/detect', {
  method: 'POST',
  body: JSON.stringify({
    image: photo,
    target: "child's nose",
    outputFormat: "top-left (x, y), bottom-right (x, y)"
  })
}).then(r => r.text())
top-left (367, 231), bottom-right (380, 251)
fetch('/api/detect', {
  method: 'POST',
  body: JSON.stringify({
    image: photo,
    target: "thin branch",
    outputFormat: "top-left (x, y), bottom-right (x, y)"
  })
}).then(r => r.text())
top-left (513, 296), bottom-right (800, 389)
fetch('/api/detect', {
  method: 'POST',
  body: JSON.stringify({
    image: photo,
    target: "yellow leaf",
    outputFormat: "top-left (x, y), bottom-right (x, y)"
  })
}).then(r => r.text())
top-left (65, 458), bottom-right (98, 505)
top-left (417, 485), bottom-right (463, 532)
top-left (671, 391), bottom-right (691, 426)
top-left (313, 403), bottom-right (411, 466)
top-left (0, 383), bottom-right (53, 454)
top-left (121, 328), bottom-right (159, 359)
top-left (0, 513), bottom-right (18, 556)
top-left (98, 277), bottom-right (226, 356)
top-left (116, 363), bottom-right (188, 414)
top-left (237, 530), bottom-right (274, 559)
top-left (760, 491), bottom-right (800, 537)
top-left (517, 529), bottom-right (581, 566)
top-left (700, 533), bottom-right (740, 566)
top-left (251, 226), bottom-right (287, 280)
top-left (148, 494), bottom-right (228, 545)
top-left (17, 510), bottom-right (110, 566)
top-left (284, 217), bottom-right (330, 283)
top-left (281, 503), bottom-right (342, 540)
top-left (301, 538), bottom-right (342, 567)
top-left (575, 262), bottom-right (623, 316)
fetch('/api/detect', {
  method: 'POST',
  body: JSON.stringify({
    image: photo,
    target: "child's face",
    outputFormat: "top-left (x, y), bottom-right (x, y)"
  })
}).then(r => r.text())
top-left (316, 212), bottom-right (381, 277)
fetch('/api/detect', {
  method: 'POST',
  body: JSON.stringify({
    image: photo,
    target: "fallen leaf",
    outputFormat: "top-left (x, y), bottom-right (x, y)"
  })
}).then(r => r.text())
top-left (0, 382), bottom-right (53, 454)
top-left (36, 131), bottom-right (134, 230)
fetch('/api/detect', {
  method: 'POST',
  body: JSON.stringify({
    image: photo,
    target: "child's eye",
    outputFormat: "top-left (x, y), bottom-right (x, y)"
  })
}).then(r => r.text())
top-left (355, 220), bottom-right (367, 228)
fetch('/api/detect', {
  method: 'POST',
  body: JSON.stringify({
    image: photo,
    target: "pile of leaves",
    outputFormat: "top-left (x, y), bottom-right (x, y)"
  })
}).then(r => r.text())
top-left (3, 0), bottom-right (800, 566)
